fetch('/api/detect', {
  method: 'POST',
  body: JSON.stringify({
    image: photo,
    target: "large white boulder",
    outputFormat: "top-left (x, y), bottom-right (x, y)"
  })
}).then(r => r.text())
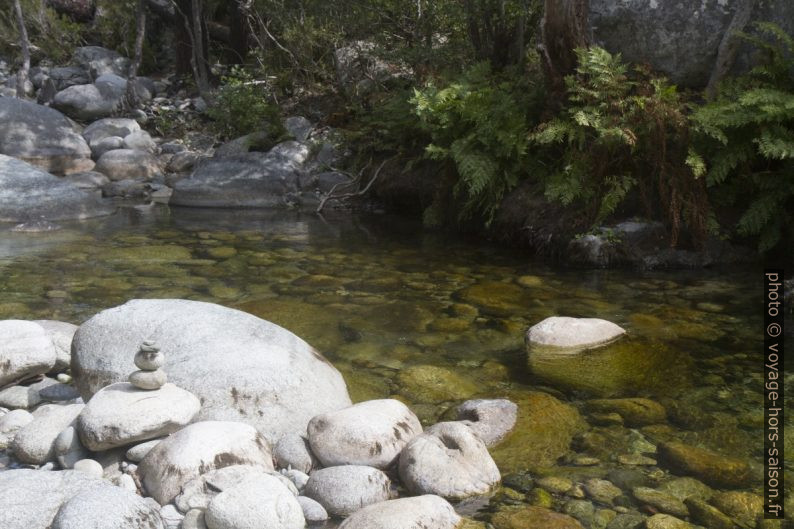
top-left (205, 473), bottom-right (305, 529)
top-left (0, 469), bottom-right (105, 529)
top-left (138, 421), bottom-right (274, 505)
top-left (0, 155), bottom-right (114, 223)
top-left (32, 320), bottom-right (78, 373)
top-left (0, 98), bottom-right (94, 174)
top-left (0, 320), bottom-right (57, 387)
top-left (307, 399), bottom-right (422, 469)
top-left (338, 495), bottom-right (461, 529)
top-left (77, 382), bottom-right (201, 451)
top-left (526, 316), bottom-right (626, 351)
top-left (304, 465), bottom-right (394, 517)
top-left (11, 403), bottom-right (84, 464)
top-left (52, 483), bottom-right (164, 529)
top-left (398, 421), bottom-right (500, 500)
top-left (71, 299), bottom-right (351, 445)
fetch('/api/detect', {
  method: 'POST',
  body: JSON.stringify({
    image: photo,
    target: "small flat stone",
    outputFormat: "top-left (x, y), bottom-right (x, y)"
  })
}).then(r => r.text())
top-left (537, 476), bottom-right (574, 494)
top-left (632, 487), bottom-right (688, 517)
top-left (584, 478), bottom-right (623, 505)
top-left (128, 369), bottom-right (167, 390)
top-left (134, 349), bottom-right (165, 371)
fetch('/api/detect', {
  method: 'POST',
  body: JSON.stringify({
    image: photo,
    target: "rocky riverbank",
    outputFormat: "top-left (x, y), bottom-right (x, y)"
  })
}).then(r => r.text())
top-left (1, 304), bottom-right (789, 529)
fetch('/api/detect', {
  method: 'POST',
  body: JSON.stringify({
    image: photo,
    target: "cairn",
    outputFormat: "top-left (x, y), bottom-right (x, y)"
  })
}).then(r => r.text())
top-left (129, 340), bottom-right (167, 390)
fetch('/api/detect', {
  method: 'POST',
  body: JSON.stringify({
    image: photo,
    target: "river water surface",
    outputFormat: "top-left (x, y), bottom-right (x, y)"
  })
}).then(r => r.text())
top-left (1, 206), bottom-right (788, 525)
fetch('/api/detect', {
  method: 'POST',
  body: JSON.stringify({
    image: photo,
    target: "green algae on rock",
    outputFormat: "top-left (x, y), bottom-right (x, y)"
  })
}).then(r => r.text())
top-left (491, 505), bottom-right (585, 529)
top-left (395, 365), bottom-right (480, 403)
top-left (527, 338), bottom-right (693, 398)
top-left (456, 281), bottom-right (534, 317)
top-left (656, 441), bottom-right (753, 489)
top-left (490, 391), bottom-right (586, 473)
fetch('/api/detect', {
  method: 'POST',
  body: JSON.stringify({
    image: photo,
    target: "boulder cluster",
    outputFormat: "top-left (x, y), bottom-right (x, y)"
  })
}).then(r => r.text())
top-left (0, 299), bottom-right (519, 529)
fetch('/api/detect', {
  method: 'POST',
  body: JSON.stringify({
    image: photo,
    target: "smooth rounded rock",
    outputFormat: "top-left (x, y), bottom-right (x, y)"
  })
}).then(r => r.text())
top-left (95, 149), bottom-right (161, 181)
top-left (128, 369), bottom-right (168, 390)
top-left (72, 299), bottom-right (352, 445)
top-left (139, 421), bottom-right (275, 505)
top-left (586, 398), bottom-right (666, 427)
top-left (205, 474), bottom-right (305, 529)
top-left (0, 320), bottom-right (58, 387)
top-left (274, 433), bottom-right (318, 473)
top-left (83, 118), bottom-right (142, 145)
top-left (0, 384), bottom-right (42, 409)
top-left (72, 458), bottom-right (105, 479)
top-left (77, 382), bottom-right (199, 451)
top-left (398, 421), bottom-right (500, 500)
top-left (160, 504), bottom-right (184, 529)
top-left (32, 320), bottom-right (78, 372)
top-left (297, 496), bottom-right (328, 524)
top-left (135, 344), bottom-right (165, 370)
top-left (304, 465), bottom-right (394, 517)
top-left (644, 514), bottom-right (692, 529)
top-left (175, 465), bottom-right (277, 513)
top-left (0, 469), bottom-right (105, 529)
top-left (338, 495), bottom-right (461, 529)
top-left (454, 398), bottom-right (518, 446)
top-left (55, 426), bottom-right (90, 469)
top-left (527, 316), bottom-right (626, 351)
top-left (282, 469), bottom-right (309, 493)
top-left (307, 399), bottom-right (422, 469)
top-left (0, 408), bottom-right (34, 448)
top-left (126, 438), bottom-right (164, 463)
top-left (183, 509), bottom-right (208, 529)
top-left (656, 441), bottom-right (752, 488)
top-left (11, 403), bottom-right (84, 464)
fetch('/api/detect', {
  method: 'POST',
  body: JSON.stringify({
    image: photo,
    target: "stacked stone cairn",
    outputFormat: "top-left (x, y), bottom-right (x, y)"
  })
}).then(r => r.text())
top-left (129, 340), bottom-right (167, 390)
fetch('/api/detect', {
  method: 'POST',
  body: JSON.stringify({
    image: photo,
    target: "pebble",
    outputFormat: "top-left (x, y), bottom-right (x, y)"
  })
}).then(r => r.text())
top-left (537, 476), bottom-right (574, 494)
top-left (73, 458), bottom-right (104, 478)
top-left (584, 478), bottom-right (623, 505)
top-left (298, 496), bottom-right (329, 523)
top-left (644, 513), bottom-right (692, 529)
top-left (632, 487), bottom-right (689, 517)
top-left (617, 453), bottom-right (656, 466)
top-left (134, 344), bottom-right (165, 370)
top-left (128, 369), bottom-right (167, 390)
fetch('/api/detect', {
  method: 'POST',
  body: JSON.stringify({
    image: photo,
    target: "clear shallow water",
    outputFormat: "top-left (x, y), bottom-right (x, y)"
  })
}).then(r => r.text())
top-left (1, 206), bottom-right (790, 522)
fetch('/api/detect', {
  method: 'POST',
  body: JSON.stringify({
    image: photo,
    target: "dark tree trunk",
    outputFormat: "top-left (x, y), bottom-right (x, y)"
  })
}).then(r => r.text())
top-left (706, 0), bottom-right (756, 99)
top-left (13, 0), bottom-right (31, 99)
top-left (125, 0), bottom-right (147, 109)
top-left (174, 0), bottom-right (193, 76)
top-left (227, 0), bottom-right (251, 64)
top-left (539, 0), bottom-right (590, 96)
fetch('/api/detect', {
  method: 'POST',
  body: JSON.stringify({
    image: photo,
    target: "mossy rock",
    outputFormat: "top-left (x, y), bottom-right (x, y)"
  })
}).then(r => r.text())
top-left (656, 441), bottom-right (753, 489)
top-left (527, 338), bottom-right (693, 398)
top-left (490, 391), bottom-right (586, 473)
top-left (105, 245), bottom-right (192, 263)
top-left (491, 505), bottom-right (584, 529)
top-left (396, 365), bottom-right (480, 403)
top-left (456, 281), bottom-right (534, 317)
top-left (337, 364), bottom-right (393, 403)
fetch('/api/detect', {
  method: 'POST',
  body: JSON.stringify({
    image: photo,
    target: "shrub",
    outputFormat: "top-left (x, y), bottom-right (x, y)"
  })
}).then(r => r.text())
top-left (411, 63), bottom-right (541, 223)
top-left (531, 46), bottom-right (709, 246)
top-left (205, 66), bottom-right (284, 140)
top-left (690, 23), bottom-right (794, 252)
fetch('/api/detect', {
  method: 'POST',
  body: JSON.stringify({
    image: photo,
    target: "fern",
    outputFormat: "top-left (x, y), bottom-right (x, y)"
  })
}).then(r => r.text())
top-left (690, 23), bottom-right (794, 251)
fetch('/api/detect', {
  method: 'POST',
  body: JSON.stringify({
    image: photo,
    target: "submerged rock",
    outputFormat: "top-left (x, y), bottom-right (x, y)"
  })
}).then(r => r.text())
top-left (491, 505), bottom-right (585, 529)
top-left (396, 365), bottom-right (479, 403)
top-left (399, 421), bottom-right (500, 500)
top-left (138, 420), bottom-right (274, 505)
top-left (656, 441), bottom-right (753, 489)
top-left (71, 299), bottom-right (352, 445)
top-left (337, 495), bottom-right (460, 529)
top-left (585, 398), bottom-right (666, 427)
top-left (307, 399), bottom-right (422, 469)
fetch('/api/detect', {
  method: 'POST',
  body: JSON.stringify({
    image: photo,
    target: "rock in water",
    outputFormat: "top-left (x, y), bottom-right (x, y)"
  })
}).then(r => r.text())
top-left (0, 320), bottom-right (57, 387)
top-left (0, 98), bottom-right (94, 174)
top-left (526, 316), bottom-right (626, 351)
top-left (0, 469), bottom-right (105, 529)
top-left (138, 420), bottom-right (274, 505)
top-left (77, 382), bottom-right (200, 451)
top-left (11, 403), bottom-right (84, 464)
top-left (307, 399), bottom-right (422, 469)
top-left (454, 398), bottom-right (518, 447)
top-left (656, 441), bottom-right (753, 489)
top-left (399, 421), bottom-right (500, 500)
top-left (304, 465), bottom-right (394, 517)
top-left (338, 495), bottom-right (461, 529)
top-left (0, 155), bottom-right (114, 223)
top-left (51, 483), bottom-right (164, 529)
top-left (71, 299), bottom-right (351, 445)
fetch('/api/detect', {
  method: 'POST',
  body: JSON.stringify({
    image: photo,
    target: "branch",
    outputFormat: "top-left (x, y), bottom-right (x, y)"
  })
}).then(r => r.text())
top-left (316, 158), bottom-right (393, 214)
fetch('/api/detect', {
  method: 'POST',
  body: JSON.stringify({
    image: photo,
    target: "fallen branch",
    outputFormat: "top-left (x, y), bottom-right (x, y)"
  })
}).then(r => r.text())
top-left (316, 158), bottom-right (392, 213)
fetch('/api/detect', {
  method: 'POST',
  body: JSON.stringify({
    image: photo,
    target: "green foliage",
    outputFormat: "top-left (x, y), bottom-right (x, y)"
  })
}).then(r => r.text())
top-left (205, 67), bottom-right (284, 140)
top-left (412, 63), bottom-right (541, 223)
top-left (0, 0), bottom-right (86, 64)
top-left (531, 47), bottom-right (708, 246)
top-left (691, 23), bottom-right (794, 251)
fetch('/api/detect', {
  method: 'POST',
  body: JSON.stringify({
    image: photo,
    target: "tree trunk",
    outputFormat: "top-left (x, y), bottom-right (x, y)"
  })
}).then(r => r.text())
top-left (705, 0), bottom-right (756, 99)
top-left (191, 0), bottom-right (210, 94)
top-left (227, 0), bottom-right (250, 63)
top-left (125, 0), bottom-right (147, 109)
top-left (13, 0), bottom-right (31, 99)
top-left (539, 0), bottom-right (590, 96)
